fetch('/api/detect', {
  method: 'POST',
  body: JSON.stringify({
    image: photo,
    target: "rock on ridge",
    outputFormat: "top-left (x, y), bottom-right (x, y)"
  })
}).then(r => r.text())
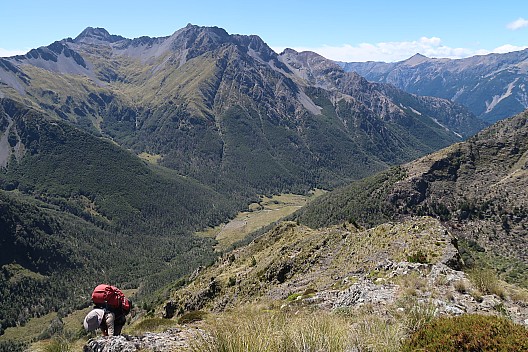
top-left (75, 27), bottom-right (126, 43)
top-left (83, 328), bottom-right (203, 352)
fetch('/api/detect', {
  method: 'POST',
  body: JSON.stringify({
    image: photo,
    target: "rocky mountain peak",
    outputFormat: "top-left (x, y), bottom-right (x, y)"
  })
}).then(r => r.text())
top-left (170, 24), bottom-right (230, 45)
top-left (341, 49), bottom-right (528, 123)
top-left (402, 53), bottom-right (429, 66)
top-left (279, 48), bottom-right (343, 78)
top-left (280, 48), bottom-right (298, 55)
top-left (164, 24), bottom-right (234, 60)
top-left (74, 27), bottom-right (125, 43)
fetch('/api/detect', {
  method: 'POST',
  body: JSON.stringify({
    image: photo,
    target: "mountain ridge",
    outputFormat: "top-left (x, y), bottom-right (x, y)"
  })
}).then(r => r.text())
top-left (338, 49), bottom-right (528, 123)
top-left (0, 24), bottom-right (500, 341)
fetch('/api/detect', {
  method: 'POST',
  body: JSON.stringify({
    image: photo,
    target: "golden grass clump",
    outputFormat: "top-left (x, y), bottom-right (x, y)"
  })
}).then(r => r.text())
top-left (467, 268), bottom-right (506, 299)
top-left (189, 306), bottom-right (351, 352)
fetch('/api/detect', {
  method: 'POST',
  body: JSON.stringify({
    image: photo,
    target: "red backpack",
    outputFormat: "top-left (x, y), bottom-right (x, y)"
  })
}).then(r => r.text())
top-left (91, 284), bottom-right (131, 314)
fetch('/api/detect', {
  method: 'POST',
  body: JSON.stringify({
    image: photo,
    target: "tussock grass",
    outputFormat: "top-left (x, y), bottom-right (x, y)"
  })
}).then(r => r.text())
top-left (190, 306), bottom-right (351, 352)
top-left (188, 299), bottom-right (441, 352)
top-left (350, 315), bottom-right (404, 352)
top-left (509, 287), bottom-right (528, 304)
top-left (397, 297), bottom-right (437, 334)
top-left (393, 271), bottom-right (428, 298)
top-left (467, 268), bottom-right (506, 299)
top-left (453, 279), bottom-right (468, 293)
top-left (43, 337), bottom-right (72, 352)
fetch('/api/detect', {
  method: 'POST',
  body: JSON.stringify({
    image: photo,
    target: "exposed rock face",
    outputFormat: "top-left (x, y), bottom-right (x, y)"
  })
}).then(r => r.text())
top-left (83, 328), bottom-right (201, 352)
top-left (279, 49), bottom-right (485, 138)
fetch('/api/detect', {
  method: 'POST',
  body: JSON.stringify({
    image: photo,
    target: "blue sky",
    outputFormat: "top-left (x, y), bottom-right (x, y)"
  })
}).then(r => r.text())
top-left (1, 0), bottom-right (528, 62)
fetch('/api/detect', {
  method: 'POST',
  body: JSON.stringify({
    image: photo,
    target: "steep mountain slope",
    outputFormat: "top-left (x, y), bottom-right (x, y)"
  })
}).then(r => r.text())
top-left (295, 110), bottom-right (528, 285)
top-left (0, 25), bottom-right (484, 195)
top-left (0, 24), bottom-right (492, 341)
top-left (279, 49), bottom-right (486, 139)
top-left (339, 50), bottom-right (528, 123)
top-left (164, 218), bottom-right (461, 312)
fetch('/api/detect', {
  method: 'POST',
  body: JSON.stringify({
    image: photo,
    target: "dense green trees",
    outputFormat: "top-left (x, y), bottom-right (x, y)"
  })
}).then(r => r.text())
top-left (0, 100), bottom-right (236, 334)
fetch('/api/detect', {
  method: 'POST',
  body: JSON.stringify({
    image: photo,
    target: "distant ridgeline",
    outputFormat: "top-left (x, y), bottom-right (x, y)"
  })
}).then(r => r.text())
top-left (338, 50), bottom-right (528, 124)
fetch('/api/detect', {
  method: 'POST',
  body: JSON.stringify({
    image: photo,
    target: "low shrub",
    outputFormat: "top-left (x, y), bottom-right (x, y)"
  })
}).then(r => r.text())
top-left (402, 314), bottom-right (528, 351)
top-left (0, 340), bottom-right (28, 352)
top-left (407, 250), bottom-right (429, 264)
top-left (178, 311), bottom-right (207, 324)
top-left (131, 317), bottom-right (176, 333)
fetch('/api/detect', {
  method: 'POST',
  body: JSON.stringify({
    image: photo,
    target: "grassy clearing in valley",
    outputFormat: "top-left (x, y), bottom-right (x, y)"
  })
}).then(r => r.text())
top-left (138, 152), bottom-right (162, 164)
top-left (197, 191), bottom-right (325, 251)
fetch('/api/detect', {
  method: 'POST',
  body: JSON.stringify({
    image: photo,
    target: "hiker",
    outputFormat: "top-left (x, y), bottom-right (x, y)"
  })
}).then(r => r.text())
top-left (83, 307), bottom-right (125, 336)
top-left (83, 284), bottom-right (131, 336)
top-left (103, 308), bottom-right (126, 336)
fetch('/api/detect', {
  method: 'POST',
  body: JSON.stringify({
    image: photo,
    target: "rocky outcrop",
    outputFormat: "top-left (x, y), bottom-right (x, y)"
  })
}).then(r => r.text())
top-left (163, 217), bottom-right (527, 323)
top-left (83, 328), bottom-right (202, 352)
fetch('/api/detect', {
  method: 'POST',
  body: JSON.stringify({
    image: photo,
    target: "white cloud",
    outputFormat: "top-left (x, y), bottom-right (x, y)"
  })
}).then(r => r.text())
top-left (273, 37), bottom-right (527, 63)
top-left (507, 18), bottom-right (528, 30)
top-left (492, 44), bottom-right (528, 53)
top-left (0, 48), bottom-right (27, 57)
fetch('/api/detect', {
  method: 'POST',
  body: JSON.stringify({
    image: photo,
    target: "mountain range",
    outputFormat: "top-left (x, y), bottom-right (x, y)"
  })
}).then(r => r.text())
top-left (0, 24), bottom-right (526, 342)
top-left (0, 25), bottom-right (484, 195)
top-left (339, 50), bottom-right (528, 124)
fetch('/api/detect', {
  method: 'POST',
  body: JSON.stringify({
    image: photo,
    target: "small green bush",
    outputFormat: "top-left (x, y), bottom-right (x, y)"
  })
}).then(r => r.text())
top-left (178, 311), bottom-right (207, 324)
top-left (44, 337), bottom-right (72, 352)
top-left (132, 317), bottom-right (175, 333)
top-left (468, 268), bottom-right (506, 298)
top-left (407, 250), bottom-right (429, 264)
top-left (286, 293), bottom-right (302, 302)
top-left (402, 314), bottom-right (528, 351)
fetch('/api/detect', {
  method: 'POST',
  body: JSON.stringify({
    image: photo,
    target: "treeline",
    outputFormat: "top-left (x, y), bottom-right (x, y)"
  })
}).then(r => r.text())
top-left (293, 166), bottom-right (407, 229)
top-left (0, 189), bottom-right (219, 334)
